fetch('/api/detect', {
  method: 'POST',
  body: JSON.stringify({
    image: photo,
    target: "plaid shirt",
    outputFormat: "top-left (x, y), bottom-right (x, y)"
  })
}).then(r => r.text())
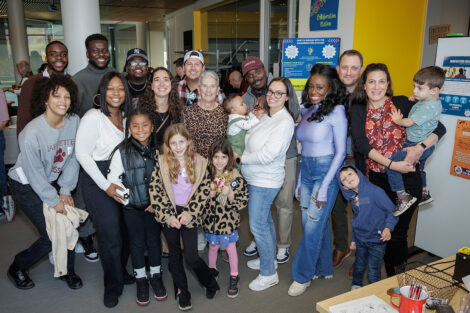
top-left (178, 78), bottom-right (226, 108)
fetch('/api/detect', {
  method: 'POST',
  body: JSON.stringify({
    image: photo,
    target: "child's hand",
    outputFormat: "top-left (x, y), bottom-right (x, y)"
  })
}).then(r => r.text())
top-left (254, 108), bottom-right (264, 119)
top-left (177, 212), bottom-right (192, 226)
top-left (314, 192), bottom-right (326, 208)
top-left (295, 186), bottom-right (301, 201)
top-left (54, 200), bottom-right (67, 215)
top-left (391, 109), bottom-right (403, 123)
top-left (255, 96), bottom-right (265, 111)
top-left (380, 228), bottom-right (392, 242)
top-left (106, 183), bottom-right (125, 203)
top-left (144, 205), bottom-right (155, 214)
top-left (168, 216), bottom-right (181, 229)
top-left (408, 95), bottom-right (416, 102)
top-left (59, 194), bottom-right (75, 207)
top-left (221, 186), bottom-right (230, 196)
top-left (350, 242), bottom-right (356, 250)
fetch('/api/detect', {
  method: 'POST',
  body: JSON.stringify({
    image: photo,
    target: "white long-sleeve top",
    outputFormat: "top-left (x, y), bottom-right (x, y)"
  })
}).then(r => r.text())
top-left (241, 107), bottom-right (294, 189)
top-left (75, 109), bottom-right (125, 191)
top-left (227, 112), bottom-right (260, 136)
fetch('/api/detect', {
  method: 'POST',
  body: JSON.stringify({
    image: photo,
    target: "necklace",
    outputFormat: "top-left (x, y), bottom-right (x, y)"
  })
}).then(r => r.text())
top-left (157, 111), bottom-right (168, 122)
top-left (127, 79), bottom-right (147, 92)
top-left (109, 111), bottom-right (123, 129)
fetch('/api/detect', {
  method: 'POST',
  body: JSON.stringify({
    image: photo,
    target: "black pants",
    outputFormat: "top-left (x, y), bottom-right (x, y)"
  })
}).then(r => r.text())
top-left (368, 166), bottom-right (422, 277)
top-left (123, 209), bottom-right (162, 270)
top-left (163, 206), bottom-right (216, 298)
top-left (81, 161), bottom-right (126, 297)
top-left (10, 180), bottom-right (75, 273)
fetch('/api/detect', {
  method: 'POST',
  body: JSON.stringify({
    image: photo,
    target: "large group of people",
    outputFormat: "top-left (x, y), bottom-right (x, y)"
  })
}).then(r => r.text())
top-left (1, 32), bottom-right (447, 311)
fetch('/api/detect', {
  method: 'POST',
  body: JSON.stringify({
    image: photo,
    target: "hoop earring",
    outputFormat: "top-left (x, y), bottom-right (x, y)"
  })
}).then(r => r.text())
top-left (93, 94), bottom-right (101, 107)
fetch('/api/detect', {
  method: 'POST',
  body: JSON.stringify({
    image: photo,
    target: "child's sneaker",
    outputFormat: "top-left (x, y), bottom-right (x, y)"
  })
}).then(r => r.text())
top-left (177, 291), bottom-right (192, 311)
top-left (149, 273), bottom-right (167, 301)
top-left (135, 277), bottom-right (150, 306)
top-left (227, 275), bottom-right (240, 298)
top-left (394, 193), bottom-right (417, 216)
top-left (419, 189), bottom-right (433, 206)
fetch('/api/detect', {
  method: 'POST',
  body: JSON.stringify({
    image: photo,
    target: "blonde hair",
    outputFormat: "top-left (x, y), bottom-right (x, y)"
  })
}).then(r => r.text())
top-left (162, 123), bottom-right (197, 184)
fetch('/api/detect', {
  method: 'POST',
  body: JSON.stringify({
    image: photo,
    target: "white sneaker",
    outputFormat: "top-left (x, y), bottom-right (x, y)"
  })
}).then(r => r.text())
top-left (3, 195), bottom-right (15, 222)
top-left (249, 273), bottom-right (279, 291)
top-left (49, 251), bottom-right (54, 265)
top-left (288, 281), bottom-right (311, 296)
top-left (197, 229), bottom-right (207, 251)
top-left (244, 241), bottom-right (258, 257)
top-left (276, 248), bottom-right (290, 264)
top-left (74, 242), bottom-right (85, 254)
top-left (351, 285), bottom-right (361, 291)
top-left (247, 258), bottom-right (278, 270)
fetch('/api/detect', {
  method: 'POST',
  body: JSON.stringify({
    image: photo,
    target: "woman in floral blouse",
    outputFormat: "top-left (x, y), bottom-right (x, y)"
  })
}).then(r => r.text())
top-left (350, 63), bottom-right (446, 276)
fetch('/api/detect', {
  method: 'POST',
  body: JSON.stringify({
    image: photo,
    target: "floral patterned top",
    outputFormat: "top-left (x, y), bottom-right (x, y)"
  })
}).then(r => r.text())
top-left (365, 97), bottom-right (406, 173)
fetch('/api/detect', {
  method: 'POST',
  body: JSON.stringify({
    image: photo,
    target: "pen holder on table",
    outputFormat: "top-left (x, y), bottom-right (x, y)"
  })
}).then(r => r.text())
top-left (396, 261), bottom-right (460, 302)
top-left (391, 285), bottom-right (429, 313)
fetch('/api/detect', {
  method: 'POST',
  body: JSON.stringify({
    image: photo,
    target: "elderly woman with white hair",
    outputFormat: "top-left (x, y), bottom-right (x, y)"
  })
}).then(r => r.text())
top-left (183, 70), bottom-right (227, 159)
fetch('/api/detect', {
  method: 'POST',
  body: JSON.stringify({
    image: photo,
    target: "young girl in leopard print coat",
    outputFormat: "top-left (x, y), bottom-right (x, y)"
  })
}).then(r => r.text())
top-left (202, 139), bottom-right (249, 298)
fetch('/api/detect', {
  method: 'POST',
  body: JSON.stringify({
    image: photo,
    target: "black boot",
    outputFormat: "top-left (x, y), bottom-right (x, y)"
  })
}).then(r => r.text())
top-left (149, 272), bottom-right (167, 301)
top-left (59, 271), bottom-right (83, 289)
top-left (7, 263), bottom-right (34, 289)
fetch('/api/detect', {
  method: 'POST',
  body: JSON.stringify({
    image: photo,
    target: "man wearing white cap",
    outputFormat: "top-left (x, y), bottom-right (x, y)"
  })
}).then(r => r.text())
top-left (178, 50), bottom-right (225, 107)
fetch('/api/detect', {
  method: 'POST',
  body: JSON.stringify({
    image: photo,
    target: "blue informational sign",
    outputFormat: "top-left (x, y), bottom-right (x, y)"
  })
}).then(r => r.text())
top-left (310, 0), bottom-right (339, 31)
top-left (440, 56), bottom-right (470, 117)
top-left (281, 37), bottom-right (340, 91)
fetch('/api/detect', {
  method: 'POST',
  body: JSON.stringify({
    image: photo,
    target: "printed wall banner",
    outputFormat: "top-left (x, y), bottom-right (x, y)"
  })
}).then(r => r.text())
top-left (309, 0), bottom-right (339, 31)
top-left (281, 37), bottom-right (340, 91)
top-left (440, 56), bottom-right (470, 117)
top-left (450, 119), bottom-right (470, 180)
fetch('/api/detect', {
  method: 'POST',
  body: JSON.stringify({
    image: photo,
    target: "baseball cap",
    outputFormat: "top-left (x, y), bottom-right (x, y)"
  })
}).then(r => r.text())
top-left (126, 48), bottom-right (148, 62)
top-left (184, 50), bottom-right (204, 65)
top-left (242, 56), bottom-right (264, 76)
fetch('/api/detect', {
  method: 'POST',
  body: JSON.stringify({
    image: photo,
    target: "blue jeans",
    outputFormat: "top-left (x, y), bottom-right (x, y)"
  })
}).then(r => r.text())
top-left (0, 132), bottom-right (6, 208)
top-left (248, 184), bottom-right (281, 276)
top-left (292, 155), bottom-right (338, 283)
top-left (387, 140), bottom-right (434, 191)
top-left (352, 241), bottom-right (387, 286)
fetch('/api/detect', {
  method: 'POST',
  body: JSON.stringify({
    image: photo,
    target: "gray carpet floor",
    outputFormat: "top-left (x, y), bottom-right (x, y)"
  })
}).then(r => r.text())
top-left (0, 202), bottom-right (438, 313)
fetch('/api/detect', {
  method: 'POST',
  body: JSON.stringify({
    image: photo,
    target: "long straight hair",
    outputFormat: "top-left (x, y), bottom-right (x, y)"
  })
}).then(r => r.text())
top-left (96, 71), bottom-right (132, 118)
top-left (162, 123), bottom-right (197, 184)
top-left (267, 77), bottom-right (297, 119)
top-left (208, 138), bottom-right (236, 179)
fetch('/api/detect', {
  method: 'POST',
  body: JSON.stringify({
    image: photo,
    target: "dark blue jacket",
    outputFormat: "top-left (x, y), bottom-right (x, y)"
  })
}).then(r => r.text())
top-left (335, 164), bottom-right (398, 243)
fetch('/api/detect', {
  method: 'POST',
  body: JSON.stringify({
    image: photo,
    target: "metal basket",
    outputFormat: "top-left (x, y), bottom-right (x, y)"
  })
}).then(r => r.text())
top-left (395, 261), bottom-right (460, 301)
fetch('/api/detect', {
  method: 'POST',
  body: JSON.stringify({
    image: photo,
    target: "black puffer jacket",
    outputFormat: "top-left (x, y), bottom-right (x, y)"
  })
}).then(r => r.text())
top-left (119, 137), bottom-right (156, 210)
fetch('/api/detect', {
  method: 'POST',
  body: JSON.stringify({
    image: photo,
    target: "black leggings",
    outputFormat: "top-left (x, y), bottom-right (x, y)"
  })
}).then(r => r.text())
top-left (368, 166), bottom-right (422, 277)
top-left (163, 206), bottom-right (216, 298)
top-left (123, 209), bottom-right (162, 270)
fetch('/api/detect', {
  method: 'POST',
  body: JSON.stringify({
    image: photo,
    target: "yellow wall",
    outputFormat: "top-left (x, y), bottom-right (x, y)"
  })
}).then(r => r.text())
top-left (353, 0), bottom-right (428, 95)
top-left (193, 10), bottom-right (209, 51)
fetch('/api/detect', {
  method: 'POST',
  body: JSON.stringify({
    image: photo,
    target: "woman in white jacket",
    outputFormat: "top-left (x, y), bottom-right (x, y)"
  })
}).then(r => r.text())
top-left (239, 77), bottom-right (295, 291)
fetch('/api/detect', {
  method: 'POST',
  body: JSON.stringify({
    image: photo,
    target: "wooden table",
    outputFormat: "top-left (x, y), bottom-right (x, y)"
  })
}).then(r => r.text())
top-left (316, 255), bottom-right (467, 312)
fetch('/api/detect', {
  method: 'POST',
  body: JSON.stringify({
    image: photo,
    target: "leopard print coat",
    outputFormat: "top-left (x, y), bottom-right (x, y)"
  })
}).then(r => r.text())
top-left (149, 153), bottom-right (211, 228)
top-left (202, 169), bottom-right (249, 235)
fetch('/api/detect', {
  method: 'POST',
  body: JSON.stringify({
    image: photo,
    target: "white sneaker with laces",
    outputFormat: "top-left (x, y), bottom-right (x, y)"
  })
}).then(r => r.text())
top-left (249, 273), bottom-right (279, 291)
top-left (288, 280), bottom-right (311, 296)
top-left (74, 242), bottom-right (85, 254)
top-left (244, 241), bottom-right (258, 257)
top-left (247, 258), bottom-right (278, 270)
top-left (351, 285), bottom-right (361, 291)
top-left (276, 248), bottom-right (290, 264)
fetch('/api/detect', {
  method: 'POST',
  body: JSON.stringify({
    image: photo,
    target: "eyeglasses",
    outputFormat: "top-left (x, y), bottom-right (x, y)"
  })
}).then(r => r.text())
top-left (200, 84), bottom-right (217, 89)
top-left (266, 90), bottom-right (287, 99)
top-left (129, 61), bottom-right (147, 67)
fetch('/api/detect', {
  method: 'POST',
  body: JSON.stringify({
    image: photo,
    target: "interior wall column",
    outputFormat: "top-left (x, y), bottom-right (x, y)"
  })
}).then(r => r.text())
top-left (6, 0), bottom-right (29, 83)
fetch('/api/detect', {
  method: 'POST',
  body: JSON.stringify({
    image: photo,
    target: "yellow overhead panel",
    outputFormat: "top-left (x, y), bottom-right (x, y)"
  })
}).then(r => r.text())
top-left (194, 10), bottom-right (209, 55)
top-left (353, 0), bottom-right (427, 96)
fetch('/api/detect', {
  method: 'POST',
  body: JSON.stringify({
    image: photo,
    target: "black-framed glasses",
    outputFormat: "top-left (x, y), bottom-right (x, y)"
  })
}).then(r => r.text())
top-left (266, 90), bottom-right (287, 99)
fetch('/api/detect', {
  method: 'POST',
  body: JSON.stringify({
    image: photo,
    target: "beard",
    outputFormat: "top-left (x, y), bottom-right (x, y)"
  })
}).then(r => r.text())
top-left (89, 59), bottom-right (110, 69)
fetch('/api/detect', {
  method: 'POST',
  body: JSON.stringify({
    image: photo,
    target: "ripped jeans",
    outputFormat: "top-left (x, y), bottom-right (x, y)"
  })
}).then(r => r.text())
top-left (291, 154), bottom-right (339, 283)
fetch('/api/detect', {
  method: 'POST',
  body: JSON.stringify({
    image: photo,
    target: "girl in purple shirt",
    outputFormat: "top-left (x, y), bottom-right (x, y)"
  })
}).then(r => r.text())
top-left (288, 64), bottom-right (348, 297)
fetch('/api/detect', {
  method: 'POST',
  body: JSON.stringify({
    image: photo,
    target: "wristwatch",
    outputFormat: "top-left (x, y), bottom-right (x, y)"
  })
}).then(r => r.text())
top-left (419, 142), bottom-right (427, 149)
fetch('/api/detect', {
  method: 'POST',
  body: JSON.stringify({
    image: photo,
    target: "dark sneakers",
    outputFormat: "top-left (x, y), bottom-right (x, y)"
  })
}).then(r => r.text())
top-left (80, 235), bottom-right (99, 262)
top-left (227, 275), bottom-right (240, 298)
top-left (209, 268), bottom-right (219, 280)
top-left (177, 291), bottom-right (192, 311)
top-left (149, 273), bottom-right (167, 301)
top-left (59, 272), bottom-right (83, 289)
top-left (135, 277), bottom-right (150, 306)
top-left (123, 269), bottom-right (136, 285)
top-left (104, 293), bottom-right (119, 308)
top-left (205, 280), bottom-right (220, 299)
top-left (7, 263), bottom-right (34, 289)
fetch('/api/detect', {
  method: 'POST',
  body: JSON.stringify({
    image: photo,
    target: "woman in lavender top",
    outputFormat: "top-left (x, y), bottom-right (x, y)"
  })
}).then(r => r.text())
top-left (288, 64), bottom-right (347, 297)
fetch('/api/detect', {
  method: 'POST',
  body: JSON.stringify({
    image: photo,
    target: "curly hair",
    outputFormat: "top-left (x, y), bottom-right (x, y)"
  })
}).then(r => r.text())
top-left (208, 138), bottom-right (235, 179)
top-left (304, 64), bottom-right (348, 122)
top-left (31, 74), bottom-right (78, 118)
top-left (139, 67), bottom-right (182, 123)
top-left (352, 63), bottom-right (393, 105)
top-left (162, 123), bottom-right (197, 184)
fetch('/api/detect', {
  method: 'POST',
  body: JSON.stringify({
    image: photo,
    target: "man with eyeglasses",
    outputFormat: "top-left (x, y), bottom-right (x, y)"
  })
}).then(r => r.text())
top-left (73, 34), bottom-right (113, 118)
top-left (71, 33), bottom-right (114, 265)
top-left (177, 50), bottom-right (225, 108)
top-left (330, 49), bottom-right (364, 272)
top-left (17, 41), bottom-right (68, 136)
top-left (125, 48), bottom-right (149, 99)
top-left (241, 56), bottom-right (300, 265)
